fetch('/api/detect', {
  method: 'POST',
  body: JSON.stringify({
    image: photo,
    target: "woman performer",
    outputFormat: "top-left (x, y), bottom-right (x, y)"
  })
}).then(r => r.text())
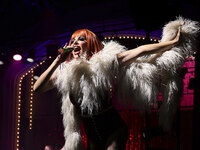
top-left (33, 17), bottom-right (199, 150)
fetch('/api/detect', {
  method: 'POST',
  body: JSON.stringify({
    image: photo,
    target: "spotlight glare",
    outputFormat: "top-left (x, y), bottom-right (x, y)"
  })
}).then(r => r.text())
top-left (33, 76), bottom-right (39, 80)
top-left (27, 58), bottom-right (34, 63)
top-left (0, 60), bottom-right (4, 65)
top-left (13, 54), bottom-right (22, 61)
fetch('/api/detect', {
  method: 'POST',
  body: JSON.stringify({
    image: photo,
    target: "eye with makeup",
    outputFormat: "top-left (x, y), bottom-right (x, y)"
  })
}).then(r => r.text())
top-left (78, 36), bottom-right (86, 41)
top-left (71, 36), bottom-right (86, 44)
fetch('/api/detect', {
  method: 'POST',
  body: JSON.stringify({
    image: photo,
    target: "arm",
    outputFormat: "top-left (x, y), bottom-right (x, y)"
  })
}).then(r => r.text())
top-left (33, 44), bottom-right (73, 93)
top-left (33, 57), bottom-right (60, 93)
top-left (117, 27), bottom-right (181, 65)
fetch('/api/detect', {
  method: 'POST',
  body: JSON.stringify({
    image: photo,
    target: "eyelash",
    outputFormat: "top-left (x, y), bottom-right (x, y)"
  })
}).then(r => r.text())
top-left (71, 36), bottom-right (86, 44)
top-left (79, 37), bottom-right (86, 41)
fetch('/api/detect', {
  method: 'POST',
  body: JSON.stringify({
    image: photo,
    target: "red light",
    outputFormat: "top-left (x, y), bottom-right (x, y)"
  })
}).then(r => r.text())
top-left (13, 54), bottom-right (22, 61)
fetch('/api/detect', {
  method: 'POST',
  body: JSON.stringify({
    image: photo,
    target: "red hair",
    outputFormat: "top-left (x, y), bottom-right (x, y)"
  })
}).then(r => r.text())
top-left (69, 29), bottom-right (103, 60)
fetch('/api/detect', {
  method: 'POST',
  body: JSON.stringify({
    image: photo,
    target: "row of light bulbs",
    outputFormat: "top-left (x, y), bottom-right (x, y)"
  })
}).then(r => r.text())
top-left (16, 77), bottom-right (22, 150)
top-left (16, 56), bottom-right (52, 150)
top-left (104, 36), bottom-right (160, 42)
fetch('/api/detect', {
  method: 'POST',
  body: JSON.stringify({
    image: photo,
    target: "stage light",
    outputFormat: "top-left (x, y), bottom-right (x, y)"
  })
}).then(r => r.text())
top-left (0, 51), bottom-right (5, 65)
top-left (13, 54), bottom-right (22, 61)
top-left (33, 75), bottom-right (39, 80)
top-left (0, 60), bottom-right (3, 65)
top-left (27, 58), bottom-right (34, 63)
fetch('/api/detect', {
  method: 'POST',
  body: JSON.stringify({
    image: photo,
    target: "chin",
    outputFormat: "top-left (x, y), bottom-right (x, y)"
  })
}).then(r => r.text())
top-left (73, 55), bottom-right (80, 59)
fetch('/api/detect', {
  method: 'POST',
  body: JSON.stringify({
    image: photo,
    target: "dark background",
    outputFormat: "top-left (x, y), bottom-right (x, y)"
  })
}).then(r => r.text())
top-left (0, 0), bottom-right (200, 150)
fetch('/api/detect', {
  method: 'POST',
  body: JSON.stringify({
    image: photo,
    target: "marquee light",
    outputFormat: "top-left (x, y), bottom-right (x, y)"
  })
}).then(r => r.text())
top-left (13, 54), bottom-right (22, 61)
top-left (15, 56), bottom-right (52, 150)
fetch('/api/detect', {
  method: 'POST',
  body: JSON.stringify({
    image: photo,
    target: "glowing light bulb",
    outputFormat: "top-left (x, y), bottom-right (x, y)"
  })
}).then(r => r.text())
top-left (13, 54), bottom-right (22, 61)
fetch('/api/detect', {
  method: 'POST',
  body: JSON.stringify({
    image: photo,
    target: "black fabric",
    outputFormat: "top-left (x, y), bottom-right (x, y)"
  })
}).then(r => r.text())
top-left (81, 107), bottom-right (127, 149)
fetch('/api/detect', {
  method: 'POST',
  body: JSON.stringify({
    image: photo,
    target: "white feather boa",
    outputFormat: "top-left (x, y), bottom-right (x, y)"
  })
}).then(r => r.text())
top-left (158, 16), bottom-right (199, 130)
top-left (54, 41), bottom-right (126, 149)
top-left (54, 16), bottom-right (199, 149)
top-left (117, 16), bottom-right (199, 130)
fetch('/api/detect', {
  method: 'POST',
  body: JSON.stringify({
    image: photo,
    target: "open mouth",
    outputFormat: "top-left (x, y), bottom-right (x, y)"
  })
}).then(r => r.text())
top-left (73, 46), bottom-right (81, 55)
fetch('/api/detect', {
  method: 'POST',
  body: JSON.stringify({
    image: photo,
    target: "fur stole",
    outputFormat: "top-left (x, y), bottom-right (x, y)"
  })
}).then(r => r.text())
top-left (54, 16), bottom-right (199, 149)
top-left (54, 41), bottom-right (126, 149)
top-left (117, 16), bottom-right (199, 131)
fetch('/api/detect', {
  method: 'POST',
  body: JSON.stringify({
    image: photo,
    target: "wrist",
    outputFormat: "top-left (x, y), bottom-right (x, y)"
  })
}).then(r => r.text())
top-left (55, 56), bottom-right (62, 65)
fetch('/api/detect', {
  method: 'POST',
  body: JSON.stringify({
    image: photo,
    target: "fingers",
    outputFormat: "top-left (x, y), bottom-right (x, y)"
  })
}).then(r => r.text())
top-left (63, 42), bottom-right (74, 50)
top-left (178, 21), bottom-right (185, 32)
top-left (178, 24), bottom-right (182, 32)
top-left (181, 21), bottom-right (185, 26)
top-left (63, 43), bottom-right (68, 48)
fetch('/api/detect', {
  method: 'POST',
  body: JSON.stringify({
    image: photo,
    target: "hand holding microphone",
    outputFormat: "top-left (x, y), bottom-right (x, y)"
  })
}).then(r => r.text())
top-left (57, 43), bottom-right (74, 63)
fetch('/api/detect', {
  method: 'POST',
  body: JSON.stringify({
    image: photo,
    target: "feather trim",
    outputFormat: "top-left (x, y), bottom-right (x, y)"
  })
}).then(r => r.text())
top-left (54, 41), bottom-right (126, 149)
top-left (64, 132), bottom-right (84, 150)
top-left (117, 62), bottom-right (158, 110)
top-left (55, 40), bottom-right (125, 114)
top-left (117, 16), bottom-right (199, 131)
top-left (157, 16), bottom-right (200, 74)
top-left (54, 17), bottom-right (199, 146)
top-left (157, 16), bottom-right (199, 130)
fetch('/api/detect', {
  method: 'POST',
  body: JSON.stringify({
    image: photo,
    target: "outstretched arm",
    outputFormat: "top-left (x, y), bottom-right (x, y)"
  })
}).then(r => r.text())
top-left (117, 27), bottom-right (181, 65)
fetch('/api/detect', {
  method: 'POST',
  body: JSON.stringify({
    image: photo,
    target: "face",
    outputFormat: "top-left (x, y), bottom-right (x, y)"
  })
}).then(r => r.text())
top-left (71, 35), bottom-right (88, 59)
